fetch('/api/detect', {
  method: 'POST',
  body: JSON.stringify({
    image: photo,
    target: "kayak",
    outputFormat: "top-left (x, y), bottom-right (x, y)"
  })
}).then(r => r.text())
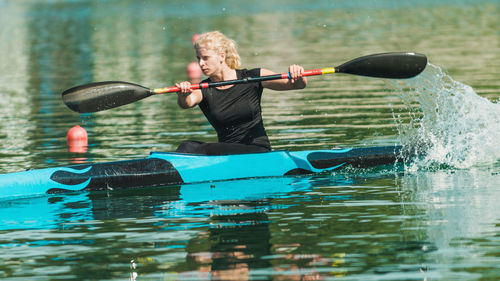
top-left (0, 146), bottom-right (402, 200)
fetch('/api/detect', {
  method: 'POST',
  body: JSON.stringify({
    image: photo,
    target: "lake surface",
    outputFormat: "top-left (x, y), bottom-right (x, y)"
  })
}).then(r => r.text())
top-left (0, 0), bottom-right (499, 280)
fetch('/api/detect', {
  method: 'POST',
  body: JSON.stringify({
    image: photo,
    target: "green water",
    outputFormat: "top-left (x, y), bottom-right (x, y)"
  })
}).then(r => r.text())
top-left (0, 0), bottom-right (499, 280)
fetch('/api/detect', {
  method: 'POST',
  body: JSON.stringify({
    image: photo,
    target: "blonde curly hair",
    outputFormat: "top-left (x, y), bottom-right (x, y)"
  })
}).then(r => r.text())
top-left (194, 31), bottom-right (241, 70)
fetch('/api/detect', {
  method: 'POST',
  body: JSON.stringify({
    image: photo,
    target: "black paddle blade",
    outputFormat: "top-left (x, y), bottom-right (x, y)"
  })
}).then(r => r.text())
top-left (336, 52), bottom-right (427, 79)
top-left (62, 81), bottom-right (153, 113)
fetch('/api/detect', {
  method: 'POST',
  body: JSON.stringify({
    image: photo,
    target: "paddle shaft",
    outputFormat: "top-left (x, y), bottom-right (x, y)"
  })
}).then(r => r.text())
top-left (151, 67), bottom-right (336, 94)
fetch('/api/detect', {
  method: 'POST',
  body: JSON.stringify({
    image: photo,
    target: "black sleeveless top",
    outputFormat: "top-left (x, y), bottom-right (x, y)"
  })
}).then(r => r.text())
top-left (198, 68), bottom-right (271, 149)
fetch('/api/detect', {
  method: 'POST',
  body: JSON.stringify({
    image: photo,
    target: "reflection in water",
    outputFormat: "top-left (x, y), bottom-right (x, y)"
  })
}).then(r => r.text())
top-left (0, 193), bottom-right (93, 231)
top-left (0, 175), bottom-right (355, 280)
top-left (401, 168), bottom-right (500, 245)
top-left (398, 167), bottom-right (500, 279)
top-left (184, 211), bottom-right (271, 280)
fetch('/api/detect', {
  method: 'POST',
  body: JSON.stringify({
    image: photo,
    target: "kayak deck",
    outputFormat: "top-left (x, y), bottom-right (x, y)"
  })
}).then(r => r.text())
top-left (0, 146), bottom-right (402, 199)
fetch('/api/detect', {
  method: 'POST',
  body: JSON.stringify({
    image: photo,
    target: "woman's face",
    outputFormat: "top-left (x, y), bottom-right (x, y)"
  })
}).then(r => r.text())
top-left (196, 45), bottom-right (225, 76)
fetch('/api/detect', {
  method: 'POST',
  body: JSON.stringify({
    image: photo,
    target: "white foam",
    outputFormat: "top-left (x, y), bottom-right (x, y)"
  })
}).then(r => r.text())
top-left (389, 64), bottom-right (500, 170)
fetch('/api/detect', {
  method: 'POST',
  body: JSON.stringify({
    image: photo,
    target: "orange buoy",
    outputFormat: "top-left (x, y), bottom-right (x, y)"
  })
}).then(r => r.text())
top-left (191, 33), bottom-right (200, 45)
top-left (67, 125), bottom-right (88, 153)
top-left (186, 62), bottom-right (202, 83)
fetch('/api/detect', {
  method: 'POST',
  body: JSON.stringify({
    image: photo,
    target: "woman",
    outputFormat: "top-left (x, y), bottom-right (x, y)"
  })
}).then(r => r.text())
top-left (175, 31), bottom-right (307, 155)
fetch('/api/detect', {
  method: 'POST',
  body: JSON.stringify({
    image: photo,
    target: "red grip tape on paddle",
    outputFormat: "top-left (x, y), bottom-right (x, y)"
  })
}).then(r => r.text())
top-left (303, 69), bottom-right (324, 77)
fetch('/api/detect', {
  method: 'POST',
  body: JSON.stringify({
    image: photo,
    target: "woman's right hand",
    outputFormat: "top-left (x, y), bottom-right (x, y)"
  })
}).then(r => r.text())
top-left (175, 81), bottom-right (193, 94)
top-left (175, 81), bottom-right (203, 109)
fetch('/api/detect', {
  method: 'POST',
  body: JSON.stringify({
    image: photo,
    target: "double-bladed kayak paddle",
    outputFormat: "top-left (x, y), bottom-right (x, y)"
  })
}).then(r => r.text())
top-left (62, 52), bottom-right (427, 113)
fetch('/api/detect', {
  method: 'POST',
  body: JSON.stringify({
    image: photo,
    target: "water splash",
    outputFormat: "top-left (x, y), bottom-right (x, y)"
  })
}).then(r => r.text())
top-left (389, 64), bottom-right (500, 170)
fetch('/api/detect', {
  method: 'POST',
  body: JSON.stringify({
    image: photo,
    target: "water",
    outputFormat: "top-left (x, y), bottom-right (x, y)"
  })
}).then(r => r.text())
top-left (1, 0), bottom-right (499, 280)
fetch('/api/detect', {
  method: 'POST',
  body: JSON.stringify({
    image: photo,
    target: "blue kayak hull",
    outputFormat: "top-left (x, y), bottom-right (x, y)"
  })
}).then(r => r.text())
top-left (0, 146), bottom-right (402, 199)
